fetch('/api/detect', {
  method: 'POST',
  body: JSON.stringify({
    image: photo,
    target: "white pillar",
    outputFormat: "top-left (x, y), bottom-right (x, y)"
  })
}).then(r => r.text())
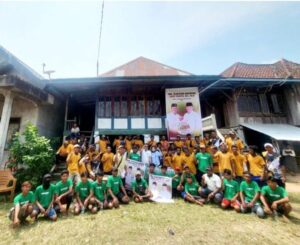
top-left (0, 90), bottom-right (14, 164)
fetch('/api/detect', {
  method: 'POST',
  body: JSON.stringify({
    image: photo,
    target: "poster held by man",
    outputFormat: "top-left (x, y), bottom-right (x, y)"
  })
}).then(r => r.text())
top-left (165, 87), bottom-right (202, 140)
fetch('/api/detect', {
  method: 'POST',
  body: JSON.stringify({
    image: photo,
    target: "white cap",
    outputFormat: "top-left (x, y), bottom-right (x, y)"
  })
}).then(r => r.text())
top-left (264, 143), bottom-right (273, 148)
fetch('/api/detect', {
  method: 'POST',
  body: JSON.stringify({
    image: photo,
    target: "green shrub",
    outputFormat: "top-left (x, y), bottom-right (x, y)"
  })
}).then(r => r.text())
top-left (7, 124), bottom-right (55, 189)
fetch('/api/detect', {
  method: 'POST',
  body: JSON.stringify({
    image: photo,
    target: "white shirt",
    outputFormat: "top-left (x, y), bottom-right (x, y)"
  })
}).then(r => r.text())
top-left (203, 173), bottom-right (221, 192)
top-left (166, 112), bottom-right (180, 131)
top-left (183, 111), bottom-right (201, 133)
top-left (141, 150), bottom-right (152, 165)
top-left (71, 127), bottom-right (80, 133)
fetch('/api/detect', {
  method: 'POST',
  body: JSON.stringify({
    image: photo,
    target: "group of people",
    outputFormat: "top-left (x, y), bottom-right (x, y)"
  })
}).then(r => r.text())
top-left (9, 130), bottom-right (294, 227)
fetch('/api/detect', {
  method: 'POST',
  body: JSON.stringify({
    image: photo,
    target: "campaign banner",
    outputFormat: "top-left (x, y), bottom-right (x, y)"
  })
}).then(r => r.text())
top-left (165, 87), bottom-right (202, 140)
top-left (125, 159), bottom-right (147, 190)
top-left (149, 174), bottom-right (174, 203)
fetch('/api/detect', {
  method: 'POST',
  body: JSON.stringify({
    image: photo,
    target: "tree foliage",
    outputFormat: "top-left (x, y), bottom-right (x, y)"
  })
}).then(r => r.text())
top-left (7, 124), bottom-right (55, 189)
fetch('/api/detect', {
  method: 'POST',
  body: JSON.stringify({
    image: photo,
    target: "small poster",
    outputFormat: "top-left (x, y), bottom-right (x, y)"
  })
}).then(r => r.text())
top-left (125, 159), bottom-right (147, 190)
top-left (149, 174), bottom-right (174, 203)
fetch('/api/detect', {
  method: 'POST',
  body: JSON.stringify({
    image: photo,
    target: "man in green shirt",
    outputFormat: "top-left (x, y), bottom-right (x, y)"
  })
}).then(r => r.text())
top-left (54, 170), bottom-right (73, 214)
top-left (183, 175), bottom-right (204, 206)
top-left (32, 174), bottom-right (57, 221)
top-left (9, 181), bottom-right (35, 227)
top-left (90, 172), bottom-right (108, 213)
top-left (239, 171), bottom-right (264, 218)
top-left (144, 163), bottom-right (157, 184)
top-left (132, 171), bottom-right (152, 203)
top-left (172, 167), bottom-right (182, 197)
top-left (178, 165), bottom-right (197, 193)
top-left (195, 144), bottom-right (213, 183)
top-left (221, 169), bottom-right (240, 212)
top-left (107, 168), bottom-right (130, 208)
top-left (260, 176), bottom-right (292, 216)
top-left (129, 146), bottom-right (141, 161)
top-left (74, 172), bottom-right (93, 215)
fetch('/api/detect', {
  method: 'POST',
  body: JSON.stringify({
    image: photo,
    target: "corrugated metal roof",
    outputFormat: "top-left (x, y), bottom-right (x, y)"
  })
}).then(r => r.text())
top-left (241, 123), bottom-right (300, 141)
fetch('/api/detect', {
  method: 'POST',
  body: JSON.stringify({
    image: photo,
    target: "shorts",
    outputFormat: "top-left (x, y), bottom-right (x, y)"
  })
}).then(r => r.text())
top-left (222, 198), bottom-right (240, 208)
top-left (108, 192), bottom-right (125, 202)
top-left (33, 206), bottom-right (56, 218)
top-left (172, 188), bottom-right (181, 198)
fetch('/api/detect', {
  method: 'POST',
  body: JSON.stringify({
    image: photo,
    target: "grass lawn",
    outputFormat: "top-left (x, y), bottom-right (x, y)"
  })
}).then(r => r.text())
top-left (1, 194), bottom-right (300, 245)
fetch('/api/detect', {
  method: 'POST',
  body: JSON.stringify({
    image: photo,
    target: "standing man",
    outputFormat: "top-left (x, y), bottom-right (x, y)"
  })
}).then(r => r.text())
top-left (66, 144), bottom-right (81, 184)
top-left (141, 144), bottom-right (152, 165)
top-left (113, 145), bottom-right (128, 180)
top-left (216, 143), bottom-right (236, 176)
top-left (195, 144), bottom-right (213, 183)
top-left (171, 147), bottom-right (185, 172)
top-left (129, 145), bottom-right (141, 161)
top-left (232, 145), bottom-right (247, 183)
top-left (96, 135), bottom-right (108, 153)
top-left (247, 145), bottom-right (266, 187)
top-left (182, 148), bottom-right (197, 175)
top-left (226, 131), bottom-right (244, 153)
top-left (101, 146), bottom-right (114, 175)
top-left (174, 135), bottom-right (184, 149)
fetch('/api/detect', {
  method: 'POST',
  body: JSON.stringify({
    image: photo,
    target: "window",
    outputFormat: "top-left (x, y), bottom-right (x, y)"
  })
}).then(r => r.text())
top-left (270, 94), bottom-right (284, 113)
top-left (237, 95), bottom-right (261, 113)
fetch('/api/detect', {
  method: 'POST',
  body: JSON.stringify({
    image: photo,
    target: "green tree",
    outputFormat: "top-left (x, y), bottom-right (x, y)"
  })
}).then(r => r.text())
top-left (7, 124), bottom-right (55, 189)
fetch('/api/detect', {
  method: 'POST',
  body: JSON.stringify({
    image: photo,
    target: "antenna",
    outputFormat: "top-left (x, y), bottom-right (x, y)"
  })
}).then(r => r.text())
top-left (42, 63), bottom-right (55, 80)
top-left (96, 0), bottom-right (105, 76)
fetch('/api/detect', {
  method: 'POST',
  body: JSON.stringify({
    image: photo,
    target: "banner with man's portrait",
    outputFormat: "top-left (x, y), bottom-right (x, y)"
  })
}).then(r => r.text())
top-left (125, 159), bottom-right (146, 190)
top-left (165, 87), bottom-right (202, 140)
top-left (149, 174), bottom-right (173, 203)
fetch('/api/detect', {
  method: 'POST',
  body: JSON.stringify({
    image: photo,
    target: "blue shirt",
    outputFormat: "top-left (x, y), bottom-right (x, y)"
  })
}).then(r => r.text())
top-left (151, 150), bottom-right (162, 167)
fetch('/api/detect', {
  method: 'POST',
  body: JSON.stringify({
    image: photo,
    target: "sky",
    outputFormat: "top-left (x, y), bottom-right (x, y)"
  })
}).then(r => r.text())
top-left (1, 1), bottom-right (300, 78)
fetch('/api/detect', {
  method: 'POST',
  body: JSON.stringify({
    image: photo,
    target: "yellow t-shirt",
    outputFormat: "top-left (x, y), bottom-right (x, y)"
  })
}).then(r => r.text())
top-left (171, 154), bottom-right (184, 172)
top-left (67, 144), bottom-right (74, 154)
top-left (67, 152), bottom-right (81, 174)
top-left (101, 152), bottom-right (114, 173)
top-left (164, 155), bottom-right (172, 168)
top-left (125, 139), bottom-right (132, 152)
top-left (232, 153), bottom-right (246, 177)
top-left (57, 145), bottom-right (69, 157)
top-left (212, 151), bottom-right (220, 174)
top-left (113, 139), bottom-right (121, 148)
top-left (78, 161), bottom-right (87, 175)
top-left (133, 139), bottom-right (144, 149)
top-left (247, 154), bottom-right (265, 176)
top-left (216, 151), bottom-right (234, 173)
top-left (174, 140), bottom-right (183, 149)
top-left (182, 153), bottom-right (197, 175)
top-left (88, 150), bottom-right (99, 162)
top-left (97, 140), bottom-right (107, 153)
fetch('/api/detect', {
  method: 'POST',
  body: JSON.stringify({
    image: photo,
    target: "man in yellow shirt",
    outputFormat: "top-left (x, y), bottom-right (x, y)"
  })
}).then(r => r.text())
top-left (215, 144), bottom-right (236, 176)
top-left (232, 145), bottom-right (246, 183)
top-left (182, 149), bottom-right (197, 175)
top-left (160, 135), bottom-right (170, 154)
top-left (185, 134), bottom-right (195, 153)
top-left (56, 141), bottom-right (69, 165)
top-left (132, 135), bottom-right (144, 150)
top-left (125, 136), bottom-right (133, 153)
top-left (67, 138), bottom-right (76, 154)
top-left (171, 148), bottom-right (185, 172)
top-left (226, 131), bottom-right (244, 153)
top-left (211, 146), bottom-right (220, 175)
top-left (247, 145), bottom-right (266, 187)
top-left (148, 135), bottom-right (157, 148)
top-left (96, 135), bottom-right (107, 153)
top-left (101, 146), bottom-right (115, 175)
top-left (66, 144), bottom-right (81, 184)
top-left (113, 136), bottom-right (124, 150)
top-left (174, 135), bottom-right (184, 149)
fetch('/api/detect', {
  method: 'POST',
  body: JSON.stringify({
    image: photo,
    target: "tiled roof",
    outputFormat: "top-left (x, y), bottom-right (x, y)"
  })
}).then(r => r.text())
top-left (221, 59), bottom-right (300, 79)
top-left (101, 56), bottom-right (193, 77)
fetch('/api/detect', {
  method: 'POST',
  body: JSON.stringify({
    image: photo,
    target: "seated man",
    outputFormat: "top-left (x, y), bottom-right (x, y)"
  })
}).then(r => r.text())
top-left (221, 169), bottom-right (240, 212)
top-left (54, 170), bottom-right (73, 215)
top-left (9, 181), bottom-right (35, 228)
top-left (239, 171), bottom-right (264, 218)
top-left (200, 167), bottom-right (222, 204)
top-left (56, 141), bottom-right (69, 165)
top-left (107, 168), bottom-right (130, 208)
top-left (183, 175), bottom-right (204, 206)
top-left (32, 174), bottom-right (57, 221)
top-left (90, 172), bottom-right (108, 213)
top-left (177, 165), bottom-right (197, 193)
top-left (132, 171), bottom-right (152, 203)
top-left (74, 172), bottom-right (93, 215)
top-left (144, 163), bottom-right (157, 184)
top-left (260, 176), bottom-right (292, 216)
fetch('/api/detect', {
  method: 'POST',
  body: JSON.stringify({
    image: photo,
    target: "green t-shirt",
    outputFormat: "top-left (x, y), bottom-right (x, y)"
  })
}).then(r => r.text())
top-left (172, 174), bottom-right (181, 189)
top-left (92, 181), bottom-right (106, 202)
top-left (75, 180), bottom-right (92, 201)
top-left (223, 179), bottom-right (239, 200)
top-left (240, 180), bottom-right (260, 203)
top-left (131, 178), bottom-right (148, 194)
top-left (195, 152), bottom-right (213, 173)
top-left (55, 178), bottom-right (72, 196)
top-left (129, 153), bottom-right (141, 161)
top-left (181, 172), bottom-right (197, 185)
top-left (144, 168), bottom-right (160, 183)
top-left (184, 182), bottom-right (199, 196)
top-left (261, 185), bottom-right (287, 203)
top-left (35, 184), bottom-right (56, 208)
top-left (13, 191), bottom-right (35, 206)
top-left (107, 175), bottom-right (123, 195)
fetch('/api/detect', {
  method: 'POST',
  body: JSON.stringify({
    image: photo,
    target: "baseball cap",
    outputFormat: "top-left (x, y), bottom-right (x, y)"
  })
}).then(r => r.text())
top-left (74, 144), bottom-right (80, 148)
top-left (199, 144), bottom-right (206, 148)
